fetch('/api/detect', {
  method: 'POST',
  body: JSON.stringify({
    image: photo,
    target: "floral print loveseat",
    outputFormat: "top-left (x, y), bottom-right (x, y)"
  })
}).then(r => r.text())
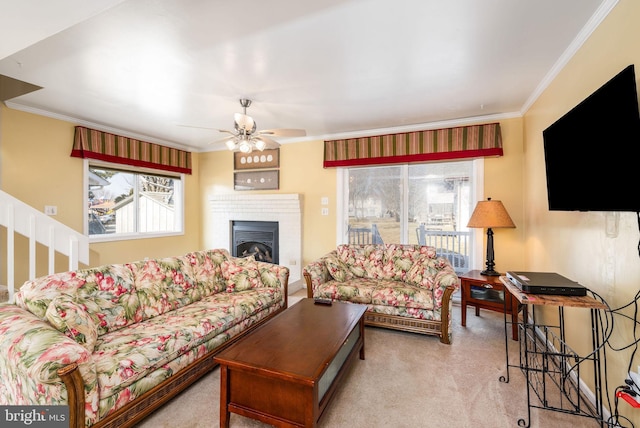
top-left (0, 249), bottom-right (288, 428)
top-left (303, 244), bottom-right (458, 344)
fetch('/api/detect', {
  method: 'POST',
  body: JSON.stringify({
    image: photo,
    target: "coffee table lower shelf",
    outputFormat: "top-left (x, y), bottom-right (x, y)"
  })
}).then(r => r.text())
top-left (215, 299), bottom-right (367, 428)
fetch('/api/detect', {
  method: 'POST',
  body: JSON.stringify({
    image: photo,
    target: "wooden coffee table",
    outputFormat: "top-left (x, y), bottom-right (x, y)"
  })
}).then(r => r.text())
top-left (214, 298), bottom-right (367, 428)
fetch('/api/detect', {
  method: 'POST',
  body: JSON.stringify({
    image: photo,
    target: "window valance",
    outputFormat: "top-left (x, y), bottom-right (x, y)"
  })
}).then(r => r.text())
top-left (71, 126), bottom-right (192, 174)
top-left (323, 122), bottom-right (503, 168)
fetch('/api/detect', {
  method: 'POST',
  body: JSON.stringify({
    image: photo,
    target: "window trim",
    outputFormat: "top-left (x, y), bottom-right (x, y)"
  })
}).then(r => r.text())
top-left (83, 159), bottom-right (185, 242)
top-left (336, 158), bottom-right (485, 271)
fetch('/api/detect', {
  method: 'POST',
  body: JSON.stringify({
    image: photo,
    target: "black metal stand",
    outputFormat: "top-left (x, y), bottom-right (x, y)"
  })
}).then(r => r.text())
top-left (499, 279), bottom-right (608, 427)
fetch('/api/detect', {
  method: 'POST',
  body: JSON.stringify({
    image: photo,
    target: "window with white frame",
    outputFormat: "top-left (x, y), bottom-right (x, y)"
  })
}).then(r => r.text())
top-left (340, 160), bottom-right (480, 274)
top-left (86, 162), bottom-right (184, 240)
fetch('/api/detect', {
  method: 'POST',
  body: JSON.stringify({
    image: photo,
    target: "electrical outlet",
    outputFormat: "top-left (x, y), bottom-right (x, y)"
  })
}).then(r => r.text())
top-left (44, 205), bottom-right (57, 216)
top-left (321, 197), bottom-right (329, 205)
top-left (321, 208), bottom-right (329, 216)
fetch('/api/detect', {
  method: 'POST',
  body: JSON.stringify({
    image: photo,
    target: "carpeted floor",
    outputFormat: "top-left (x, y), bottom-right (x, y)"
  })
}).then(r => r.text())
top-left (134, 289), bottom-right (602, 427)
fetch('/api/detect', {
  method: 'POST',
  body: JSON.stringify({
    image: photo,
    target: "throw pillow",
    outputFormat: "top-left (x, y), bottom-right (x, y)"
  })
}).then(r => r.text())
top-left (381, 244), bottom-right (418, 281)
top-left (336, 244), bottom-right (384, 278)
top-left (406, 254), bottom-right (438, 289)
top-left (45, 294), bottom-right (99, 352)
top-left (259, 264), bottom-right (286, 289)
top-left (222, 256), bottom-right (263, 292)
top-left (325, 254), bottom-right (355, 282)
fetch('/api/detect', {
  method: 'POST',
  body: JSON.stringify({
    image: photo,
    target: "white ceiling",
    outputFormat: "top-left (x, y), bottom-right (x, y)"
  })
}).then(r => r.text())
top-left (0, 0), bottom-right (614, 152)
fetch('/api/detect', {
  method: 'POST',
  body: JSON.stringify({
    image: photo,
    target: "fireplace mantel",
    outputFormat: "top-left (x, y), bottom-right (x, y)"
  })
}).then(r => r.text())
top-left (208, 194), bottom-right (302, 292)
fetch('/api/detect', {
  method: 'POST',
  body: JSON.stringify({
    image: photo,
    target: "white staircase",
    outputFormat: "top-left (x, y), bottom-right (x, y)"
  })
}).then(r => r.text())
top-left (0, 190), bottom-right (89, 303)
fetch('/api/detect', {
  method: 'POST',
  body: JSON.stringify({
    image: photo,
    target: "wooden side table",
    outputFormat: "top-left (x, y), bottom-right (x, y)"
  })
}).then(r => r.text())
top-left (459, 270), bottom-right (519, 340)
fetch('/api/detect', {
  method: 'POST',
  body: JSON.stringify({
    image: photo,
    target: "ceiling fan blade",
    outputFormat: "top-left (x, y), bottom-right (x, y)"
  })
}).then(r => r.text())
top-left (176, 124), bottom-right (237, 137)
top-left (209, 135), bottom-right (236, 145)
top-left (177, 124), bottom-right (216, 130)
top-left (257, 128), bottom-right (306, 137)
top-left (233, 112), bottom-right (255, 132)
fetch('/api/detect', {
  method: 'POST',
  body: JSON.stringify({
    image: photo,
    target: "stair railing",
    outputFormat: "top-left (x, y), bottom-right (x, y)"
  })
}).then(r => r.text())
top-left (0, 190), bottom-right (89, 302)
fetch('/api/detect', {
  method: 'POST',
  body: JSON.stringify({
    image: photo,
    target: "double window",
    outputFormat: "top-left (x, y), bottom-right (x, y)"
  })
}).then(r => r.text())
top-left (86, 162), bottom-right (184, 241)
top-left (339, 160), bottom-right (481, 274)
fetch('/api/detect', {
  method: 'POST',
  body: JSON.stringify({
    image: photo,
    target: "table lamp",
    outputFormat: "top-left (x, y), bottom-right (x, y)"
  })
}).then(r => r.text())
top-left (467, 198), bottom-right (515, 276)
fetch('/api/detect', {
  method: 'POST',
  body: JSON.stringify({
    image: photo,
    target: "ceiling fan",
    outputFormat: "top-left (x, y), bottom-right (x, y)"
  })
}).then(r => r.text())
top-left (217, 99), bottom-right (306, 153)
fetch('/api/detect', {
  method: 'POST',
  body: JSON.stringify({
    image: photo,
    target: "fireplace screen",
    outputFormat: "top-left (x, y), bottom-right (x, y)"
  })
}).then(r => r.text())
top-left (231, 221), bottom-right (279, 264)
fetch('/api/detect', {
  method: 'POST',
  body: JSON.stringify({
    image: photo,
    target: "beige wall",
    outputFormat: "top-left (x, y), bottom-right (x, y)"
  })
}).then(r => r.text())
top-left (0, 105), bottom-right (526, 281)
top-left (0, 106), bottom-right (201, 284)
top-left (523, 1), bottom-right (640, 424)
top-left (483, 117), bottom-right (525, 273)
top-left (199, 139), bottom-right (338, 269)
top-left (199, 116), bottom-right (526, 273)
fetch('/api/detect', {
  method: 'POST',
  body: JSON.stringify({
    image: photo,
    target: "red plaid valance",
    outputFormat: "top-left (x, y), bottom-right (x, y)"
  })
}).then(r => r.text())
top-left (71, 126), bottom-right (192, 174)
top-left (324, 122), bottom-right (503, 168)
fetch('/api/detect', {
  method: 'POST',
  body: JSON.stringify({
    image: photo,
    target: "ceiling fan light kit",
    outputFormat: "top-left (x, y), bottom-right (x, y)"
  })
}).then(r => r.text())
top-left (219, 99), bottom-right (306, 153)
top-left (227, 136), bottom-right (266, 153)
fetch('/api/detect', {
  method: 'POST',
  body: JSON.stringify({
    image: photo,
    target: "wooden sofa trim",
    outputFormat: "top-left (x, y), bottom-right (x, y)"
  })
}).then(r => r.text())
top-left (57, 294), bottom-right (287, 428)
top-left (364, 285), bottom-right (455, 344)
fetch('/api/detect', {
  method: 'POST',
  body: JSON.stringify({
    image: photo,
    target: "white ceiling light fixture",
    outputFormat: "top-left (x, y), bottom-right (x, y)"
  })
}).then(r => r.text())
top-left (218, 99), bottom-right (306, 153)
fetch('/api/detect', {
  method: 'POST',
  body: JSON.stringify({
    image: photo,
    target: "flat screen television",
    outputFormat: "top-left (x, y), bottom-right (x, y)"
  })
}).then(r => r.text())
top-left (543, 64), bottom-right (640, 212)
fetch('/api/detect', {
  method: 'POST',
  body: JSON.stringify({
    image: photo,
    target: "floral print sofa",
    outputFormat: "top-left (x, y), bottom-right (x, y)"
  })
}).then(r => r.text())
top-left (303, 244), bottom-right (458, 344)
top-left (0, 249), bottom-right (288, 428)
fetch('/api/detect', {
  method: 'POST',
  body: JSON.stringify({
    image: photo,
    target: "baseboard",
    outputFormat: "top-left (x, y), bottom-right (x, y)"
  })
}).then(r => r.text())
top-left (287, 279), bottom-right (304, 295)
top-left (529, 321), bottom-right (612, 422)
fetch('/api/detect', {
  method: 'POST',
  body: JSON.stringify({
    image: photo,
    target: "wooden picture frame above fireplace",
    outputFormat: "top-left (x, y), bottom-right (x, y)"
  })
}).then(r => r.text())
top-left (234, 170), bottom-right (279, 191)
top-left (234, 149), bottom-right (280, 170)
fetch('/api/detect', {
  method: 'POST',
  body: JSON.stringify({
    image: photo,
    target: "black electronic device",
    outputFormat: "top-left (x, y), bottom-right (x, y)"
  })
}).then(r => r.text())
top-left (506, 271), bottom-right (587, 296)
top-left (313, 297), bottom-right (332, 305)
top-left (543, 64), bottom-right (640, 212)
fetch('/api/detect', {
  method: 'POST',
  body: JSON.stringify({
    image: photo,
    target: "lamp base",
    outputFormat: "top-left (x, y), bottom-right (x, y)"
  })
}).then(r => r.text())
top-left (481, 227), bottom-right (500, 277)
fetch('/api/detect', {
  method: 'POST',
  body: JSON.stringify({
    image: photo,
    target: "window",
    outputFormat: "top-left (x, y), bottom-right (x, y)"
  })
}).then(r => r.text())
top-left (86, 162), bottom-right (184, 241)
top-left (340, 160), bottom-right (481, 274)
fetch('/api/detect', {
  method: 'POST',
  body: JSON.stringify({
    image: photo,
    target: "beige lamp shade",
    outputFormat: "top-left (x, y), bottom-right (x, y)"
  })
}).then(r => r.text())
top-left (466, 197), bottom-right (515, 276)
top-left (467, 198), bottom-right (515, 229)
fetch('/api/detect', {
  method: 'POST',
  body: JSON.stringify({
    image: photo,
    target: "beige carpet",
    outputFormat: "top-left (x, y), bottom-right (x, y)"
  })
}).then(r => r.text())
top-left (135, 292), bottom-right (601, 428)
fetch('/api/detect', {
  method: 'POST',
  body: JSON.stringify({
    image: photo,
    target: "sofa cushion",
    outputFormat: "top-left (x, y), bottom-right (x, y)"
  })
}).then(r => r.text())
top-left (222, 256), bottom-right (263, 292)
top-left (93, 301), bottom-right (238, 401)
top-left (325, 254), bottom-right (355, 282)
top-left (93, 287), bottom-right (284, 402)
top-left (258, 263), bottom-right (289, 289)
top-left (45, 295), bottom-right (99, 352)
top-left (183, 250), bottom-right (226, 296)
top-left (15, 270), bottom-right (91, 320)
top-left (82, 264), bottom-right (141, 334)
top-left (16, 262), bottom-right (155, 336)
top-left (131, 256), bottom-right (202, 321)
top-left (94, 288), bottom-right (285, 418)
top-left (406, 254), bottom-right (458, 292)
top-left (380, 244), bottom-right (423, 281)
top-left (336, 244), bottom-right (385, 279)
top-left (313, 277), bottom-right (379, 304)
top-left (371, 283), bottom-right (435, 310)
top-left (406, 254), bottom-right (436, 288)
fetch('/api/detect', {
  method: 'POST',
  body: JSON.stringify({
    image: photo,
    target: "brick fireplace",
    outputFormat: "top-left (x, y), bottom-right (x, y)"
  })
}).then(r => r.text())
top-left (209, 193), bottom-right (302, 293)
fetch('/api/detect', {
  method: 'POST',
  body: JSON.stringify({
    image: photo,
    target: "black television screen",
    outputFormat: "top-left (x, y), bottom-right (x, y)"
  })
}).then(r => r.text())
top-left (543, 64), bottom-right (640, 212)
